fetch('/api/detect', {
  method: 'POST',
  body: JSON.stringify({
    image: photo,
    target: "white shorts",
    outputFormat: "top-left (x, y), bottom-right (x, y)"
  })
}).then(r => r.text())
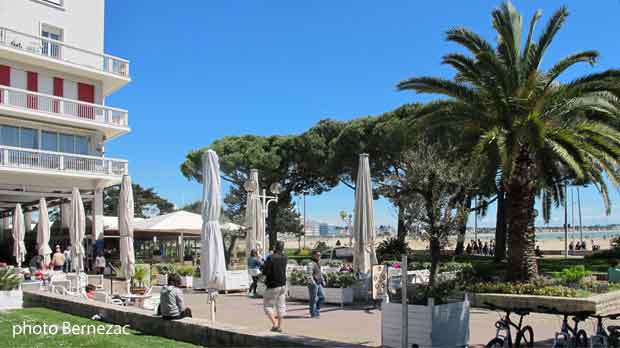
top-left (263, 286), bottom-right (287, 317)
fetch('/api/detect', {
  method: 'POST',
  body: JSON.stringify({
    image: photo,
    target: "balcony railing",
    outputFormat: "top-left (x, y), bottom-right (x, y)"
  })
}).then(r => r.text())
top-left (0, 26), bottom-right (129, 77)
top-left (0, 146), bottom-right (127, 177)
top-left (0, 85), bottom-right (128, 127)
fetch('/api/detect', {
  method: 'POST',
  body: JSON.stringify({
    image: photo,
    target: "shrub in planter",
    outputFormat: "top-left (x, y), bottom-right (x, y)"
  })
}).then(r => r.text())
top-left (324, 272), bottom-right (356, 288)
top-left (0, 268), bottom-right (22, 310)
top-left (466, 281), bottom-right (580, 297)
top-left (177, 265), bottom-right (194, 287)
top-left (552, 265), bottom-right (591, 287)
top-left (130, 265), bottom-right (148, 294)
top-left (319, 259), bottom-right (344, 268)
top-left (376, 237), bottom-right (412, 264)
top-left (295, 247), bottom-right (312, 257)
top-left (313, 241), bottom-right (330, 253)
top-left (0, 268), bottom-right (21, 290)
top-left (289, 269), bottom-right (307, 286)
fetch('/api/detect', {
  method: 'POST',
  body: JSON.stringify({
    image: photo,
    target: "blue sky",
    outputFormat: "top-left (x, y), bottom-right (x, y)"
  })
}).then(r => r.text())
top-left (103, 1), bottom-right (620, 228)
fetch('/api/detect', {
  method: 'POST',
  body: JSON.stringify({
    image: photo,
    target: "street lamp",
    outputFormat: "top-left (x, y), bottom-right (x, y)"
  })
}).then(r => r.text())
top-left (339, 210), bottom-right (353, 247)
top-left (244, 175), bottom-right (283, 250)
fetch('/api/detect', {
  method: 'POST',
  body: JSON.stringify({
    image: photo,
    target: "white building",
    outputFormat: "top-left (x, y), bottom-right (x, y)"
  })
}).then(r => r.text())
top-left (0, 0), bottom-right (130, 255)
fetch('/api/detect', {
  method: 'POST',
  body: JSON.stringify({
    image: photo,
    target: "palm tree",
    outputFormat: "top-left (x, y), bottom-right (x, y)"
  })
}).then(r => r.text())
top-left (397, 2), bottom-right (620, 281)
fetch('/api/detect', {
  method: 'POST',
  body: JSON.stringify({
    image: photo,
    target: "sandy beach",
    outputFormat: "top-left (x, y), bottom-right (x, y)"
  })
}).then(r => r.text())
top-left (290, 235), bottom-right (615, 251)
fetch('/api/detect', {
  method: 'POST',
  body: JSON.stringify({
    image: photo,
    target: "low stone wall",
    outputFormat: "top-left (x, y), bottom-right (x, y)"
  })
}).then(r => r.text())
top-left (23, 290), bottom-right (355, 347)
top-left (470, 290), bottom-right (620, 315)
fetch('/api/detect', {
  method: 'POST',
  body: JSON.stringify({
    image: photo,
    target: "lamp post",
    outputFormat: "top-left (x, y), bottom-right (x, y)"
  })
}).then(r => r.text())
top-left (244, 178), bottom-right (283, 251)
top-left (339, 210), bottom-right (353, 247)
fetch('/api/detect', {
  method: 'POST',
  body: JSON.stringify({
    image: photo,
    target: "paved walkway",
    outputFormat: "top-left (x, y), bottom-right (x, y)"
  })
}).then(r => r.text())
top-left (183, 292), bottom-right (607, 348)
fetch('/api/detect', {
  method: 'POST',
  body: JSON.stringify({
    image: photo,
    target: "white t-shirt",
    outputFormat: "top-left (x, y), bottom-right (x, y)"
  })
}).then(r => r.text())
top-left (95, 256), bottom-right (106, 268)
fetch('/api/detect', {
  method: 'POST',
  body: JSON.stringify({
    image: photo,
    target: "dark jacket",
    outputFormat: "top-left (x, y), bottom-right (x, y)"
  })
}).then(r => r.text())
top-left (262, 252), bottom-right (287, 288)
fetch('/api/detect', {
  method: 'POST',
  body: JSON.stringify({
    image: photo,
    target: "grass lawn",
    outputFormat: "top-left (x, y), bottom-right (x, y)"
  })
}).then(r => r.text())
top-left (0, 307), bottom-right (203, 348)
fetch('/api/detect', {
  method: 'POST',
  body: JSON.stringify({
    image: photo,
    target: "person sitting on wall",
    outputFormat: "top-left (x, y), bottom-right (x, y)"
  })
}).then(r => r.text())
top-left (157, 273), bottom-right (192, 320)
top-left (85, 284), bottom-right (97, 299)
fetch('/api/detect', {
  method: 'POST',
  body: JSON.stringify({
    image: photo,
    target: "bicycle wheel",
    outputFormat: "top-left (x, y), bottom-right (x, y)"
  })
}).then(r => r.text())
top-left (486, 337), bottom-right (504, 348)
top-left (574, 329), bottom-right (588, 348)
top-left (515, 326), bottom-right (534, 348)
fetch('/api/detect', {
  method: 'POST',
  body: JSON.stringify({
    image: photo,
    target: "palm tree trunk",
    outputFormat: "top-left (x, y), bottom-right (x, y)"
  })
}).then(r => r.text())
top-left (494, 189), bottom-right (507, 262)
top-left (506, 147), bottom-right (539, 281)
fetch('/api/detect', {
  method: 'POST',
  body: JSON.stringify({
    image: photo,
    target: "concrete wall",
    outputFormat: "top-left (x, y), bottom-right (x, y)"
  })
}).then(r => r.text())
top-left (0, 0), bottom-right (104, 54)
top-left (23, 290), bottom-right (353, 347)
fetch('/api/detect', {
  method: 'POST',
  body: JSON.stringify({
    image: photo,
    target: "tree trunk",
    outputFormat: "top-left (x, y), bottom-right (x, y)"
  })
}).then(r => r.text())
top-left (506, 147), bottom-right (538, 281)
top-left (429, 236), bottom-right (441, 288)
top-left (454, 197), bottom-right (471, 256)
top-left (397, 201), bottom-right (407, 241)
top-left (494, 189), bottom-right (507, 262)
top-left (224, 236), bottom-right (238, 268)
top-left (267, 205), bottom-right (278, 250)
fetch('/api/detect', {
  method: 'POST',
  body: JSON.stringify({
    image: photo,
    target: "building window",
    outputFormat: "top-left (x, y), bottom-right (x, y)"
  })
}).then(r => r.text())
top-left (1, 126), bottom-right (19, 147)
top-left (42, 131), bottom-right (58, 151)
top-left (20, 128), bottom-right (38, 149)
top-left (41, 24), bottom-right (63, 59)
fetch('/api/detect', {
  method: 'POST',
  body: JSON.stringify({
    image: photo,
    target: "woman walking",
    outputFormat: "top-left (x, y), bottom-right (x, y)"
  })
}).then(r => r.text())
top-left (247, 249), bottom-right (263, 297)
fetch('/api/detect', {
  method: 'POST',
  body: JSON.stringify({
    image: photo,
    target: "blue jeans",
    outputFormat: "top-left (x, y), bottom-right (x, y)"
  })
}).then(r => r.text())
top-left (63, 260), bottom-right (72, 273)
top-left (308, 283), bottom-right (325, 317)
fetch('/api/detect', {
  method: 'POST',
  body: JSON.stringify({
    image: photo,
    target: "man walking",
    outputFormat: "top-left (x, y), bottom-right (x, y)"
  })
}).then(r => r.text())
top-left (306, 250), bottom-right (325, 318)
top-left (262, 240), bottom-right (287, 332)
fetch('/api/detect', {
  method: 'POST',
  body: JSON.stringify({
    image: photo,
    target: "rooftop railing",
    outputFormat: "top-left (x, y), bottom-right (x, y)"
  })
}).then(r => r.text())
top-left (0, 85), bottom-right (128, 127)
top-left (0, 26), bottom-right (130, 77)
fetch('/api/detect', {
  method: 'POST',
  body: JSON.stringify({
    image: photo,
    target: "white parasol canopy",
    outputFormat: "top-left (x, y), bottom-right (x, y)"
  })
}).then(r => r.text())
top-left (119, 175), bottom-right (135, 280)
top-left (12, 204), bottom-right (26, 267)
top-left (69, 187), bottom-right (86, 274)
top-left (352, 153), bottom-right (377, 274)
top-left (36, 198), bottom-right (52, 265)
top-left (200, 150), bottom-right (227, 321)
top-left (245, 169), bottom-right (265, 257)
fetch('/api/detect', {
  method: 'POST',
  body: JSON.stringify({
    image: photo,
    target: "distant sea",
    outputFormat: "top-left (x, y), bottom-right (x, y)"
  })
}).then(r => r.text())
top-left (465, 230), bottom-right (620, 241)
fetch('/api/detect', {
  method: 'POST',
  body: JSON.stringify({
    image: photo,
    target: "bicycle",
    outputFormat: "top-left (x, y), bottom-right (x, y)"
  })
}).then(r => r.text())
top-left (590, 313), bottom-right (620, 348)
top-left (538, 305), bottom-right (591, 348)
top-left (484, 302), bottom-right (534, 348)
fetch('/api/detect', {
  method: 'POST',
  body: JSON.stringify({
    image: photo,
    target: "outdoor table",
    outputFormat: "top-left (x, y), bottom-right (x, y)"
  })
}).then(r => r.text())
top-left (120, 293), bottom-right (153, 308)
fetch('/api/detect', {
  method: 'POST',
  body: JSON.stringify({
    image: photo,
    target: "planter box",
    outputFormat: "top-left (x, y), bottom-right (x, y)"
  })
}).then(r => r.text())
top-left (223, 270), bottom-right (249, 292)
top-left (470, 290), bottom-right (620, 315)
top-left (287, 285), bottom-right (354, 306)
top-left (180, 276), bottom-right (193, 288)
top-left (193, 277), bottom-right (205, 290)
top-left (382, 299), bottom-right (470, 348)
top-left (0, 290), bottom-right (23, 310)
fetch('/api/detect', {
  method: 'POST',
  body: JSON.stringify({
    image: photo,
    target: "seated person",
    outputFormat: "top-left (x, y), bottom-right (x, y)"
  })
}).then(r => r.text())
top-left (157, 273), bottom-right (192, 320)
top-left (85, 284), bottom-right (97, 299)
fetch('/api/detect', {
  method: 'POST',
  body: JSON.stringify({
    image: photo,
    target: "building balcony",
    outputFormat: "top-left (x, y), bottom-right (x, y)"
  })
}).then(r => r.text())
top-left (0, 85), bottom-right (129, 139)
top-left (0, 145), bottom-right (127, 182)
top-left (0, 26), bottom-right (130, 95)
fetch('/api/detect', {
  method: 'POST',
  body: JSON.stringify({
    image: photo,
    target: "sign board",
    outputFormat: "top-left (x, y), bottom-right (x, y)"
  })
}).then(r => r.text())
top-left (372, 265), bottom-right (388, 300)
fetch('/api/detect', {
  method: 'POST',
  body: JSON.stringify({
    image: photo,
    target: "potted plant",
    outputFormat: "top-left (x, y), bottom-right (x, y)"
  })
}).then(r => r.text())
top-left (0, 268), bottom-right (22, 310)
top-left (130, 265), bottom-right (148, 294)
top-left (177, 265), bottom-right (194, 288)
top-left (154, 263), bottom-right (175, 286)
top-left (287, 269), bottom-right (356, 306)
top-left (380, 142), bottom-right (473, 348)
